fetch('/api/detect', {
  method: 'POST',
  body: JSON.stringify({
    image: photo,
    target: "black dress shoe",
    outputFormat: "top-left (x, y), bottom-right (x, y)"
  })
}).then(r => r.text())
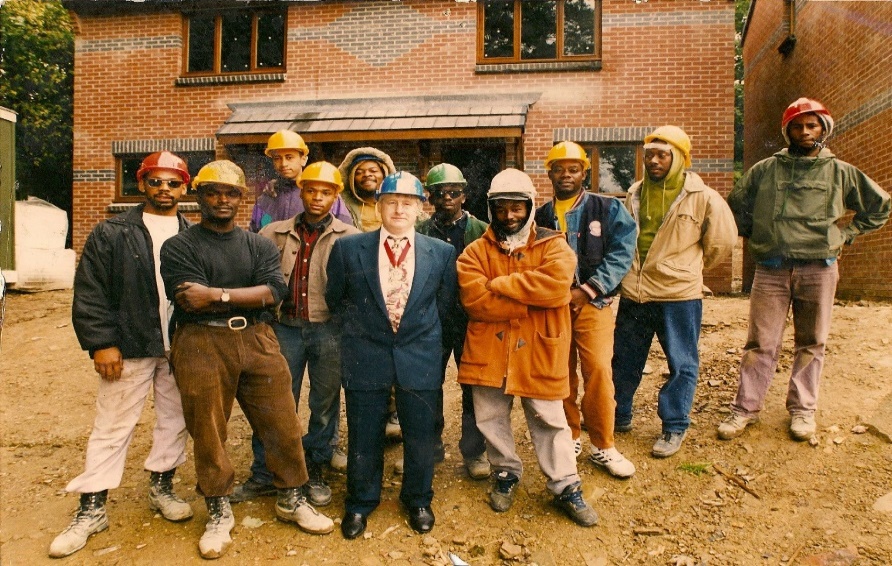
top-left (406, 506), bottom-right (435, 533)
top-left (341, 512), bottom-right (367, 539)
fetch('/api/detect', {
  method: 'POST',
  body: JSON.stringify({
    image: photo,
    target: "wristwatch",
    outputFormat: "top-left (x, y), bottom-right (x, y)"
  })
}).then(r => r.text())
top-left (220, 289), bottom-right (231, 303)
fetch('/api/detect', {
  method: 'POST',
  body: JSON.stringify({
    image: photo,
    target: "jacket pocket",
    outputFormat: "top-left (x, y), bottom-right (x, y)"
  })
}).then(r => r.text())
top-left (531, 331), bottom-right (566, 379)
top-left (776, 180), bottom-right (830, 220)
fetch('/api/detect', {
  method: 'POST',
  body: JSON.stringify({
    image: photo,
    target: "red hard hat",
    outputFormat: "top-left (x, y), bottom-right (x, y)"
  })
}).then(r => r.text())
top-left (782, 98), bottom-right (831, 128)
top-left (136, 151), bottom-right (190, 184)
top-left (781, 98), bottom-right (834, 144)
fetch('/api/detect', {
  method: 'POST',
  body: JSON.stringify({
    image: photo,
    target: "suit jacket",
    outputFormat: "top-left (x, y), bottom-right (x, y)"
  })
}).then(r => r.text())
top-left (325, 229), bottom-right (457, 391)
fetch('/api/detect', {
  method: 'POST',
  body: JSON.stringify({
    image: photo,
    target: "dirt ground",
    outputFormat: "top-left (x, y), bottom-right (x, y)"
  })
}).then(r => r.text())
top-left (1, 289), bottom-right (890, 566)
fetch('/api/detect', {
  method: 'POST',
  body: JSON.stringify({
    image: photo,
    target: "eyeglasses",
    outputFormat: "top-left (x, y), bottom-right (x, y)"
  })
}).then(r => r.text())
top-left (145, 178), bottom-right (185, 189)
top-left (429, 189), bottom-right (464, 199)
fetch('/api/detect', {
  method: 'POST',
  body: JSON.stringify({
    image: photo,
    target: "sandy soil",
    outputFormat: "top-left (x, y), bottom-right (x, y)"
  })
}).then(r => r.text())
top-left (1, 289), bottom-right (890, 566)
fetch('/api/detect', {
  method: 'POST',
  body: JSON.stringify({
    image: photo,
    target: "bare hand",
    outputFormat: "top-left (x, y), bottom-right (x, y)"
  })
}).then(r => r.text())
top-left (570, 288), bottom-right (589, 313)
top-left (93, 346), bottom-right (123, 381)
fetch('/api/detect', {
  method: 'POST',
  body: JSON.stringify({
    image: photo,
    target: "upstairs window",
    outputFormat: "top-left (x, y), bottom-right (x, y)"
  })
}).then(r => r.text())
top-left (184, 9), bottom-right (286, 75)
top-left (478, 0), bottom-right (600, 64)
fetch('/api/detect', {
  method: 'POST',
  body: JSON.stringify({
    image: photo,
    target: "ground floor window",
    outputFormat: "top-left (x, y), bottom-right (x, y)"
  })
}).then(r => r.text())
top-left (117, 151), bottom-right (215, 202)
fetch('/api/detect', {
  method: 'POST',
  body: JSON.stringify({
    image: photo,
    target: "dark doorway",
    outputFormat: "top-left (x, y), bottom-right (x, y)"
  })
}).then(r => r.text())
top-left (441, 144), bottom-right (504, 221)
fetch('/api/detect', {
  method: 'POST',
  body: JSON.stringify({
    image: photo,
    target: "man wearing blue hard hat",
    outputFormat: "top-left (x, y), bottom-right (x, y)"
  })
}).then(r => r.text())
top-left (325, 171), bottom-right (457, 539)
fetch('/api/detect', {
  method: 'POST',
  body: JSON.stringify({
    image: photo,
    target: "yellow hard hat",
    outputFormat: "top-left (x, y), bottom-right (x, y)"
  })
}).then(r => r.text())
top-left (644, 126), bottom-right (692, 168)
top-left (299, 161), bottom-right (343, 192)
top-left (544, 141), bottom-right (591, 171)
top-left (192, 160), bottom-right (248, 192)
top-left (265, 130), bottom-right (309, 157)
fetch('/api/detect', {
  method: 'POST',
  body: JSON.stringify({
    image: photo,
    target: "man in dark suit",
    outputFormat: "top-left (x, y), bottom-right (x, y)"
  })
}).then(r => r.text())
top-left (325, 171), bottom-right (457, 539)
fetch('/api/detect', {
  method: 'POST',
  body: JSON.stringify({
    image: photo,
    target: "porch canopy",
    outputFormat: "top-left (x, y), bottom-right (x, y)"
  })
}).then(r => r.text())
top-left (216, 92), bottom-right (540, 144)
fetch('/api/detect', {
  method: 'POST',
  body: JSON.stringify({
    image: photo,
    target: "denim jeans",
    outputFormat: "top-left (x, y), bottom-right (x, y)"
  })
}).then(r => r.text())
top-left (612, 297), bottom-right (702, 434)
top-left (250, 320), bottom-right (342, 484)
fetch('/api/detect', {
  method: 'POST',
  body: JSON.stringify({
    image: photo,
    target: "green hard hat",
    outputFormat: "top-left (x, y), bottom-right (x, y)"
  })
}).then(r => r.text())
top-left (425, 163), bottom-right (467, 188)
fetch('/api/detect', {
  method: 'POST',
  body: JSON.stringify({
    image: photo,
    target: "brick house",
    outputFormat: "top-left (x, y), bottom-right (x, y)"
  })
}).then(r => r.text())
top-left (64, 0), bottom-right (737, 292)
top-left (741, 0), bottom-right (892, 299)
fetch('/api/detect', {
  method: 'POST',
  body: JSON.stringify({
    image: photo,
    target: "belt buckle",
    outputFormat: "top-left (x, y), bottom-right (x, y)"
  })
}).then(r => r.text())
top-left (227, 316), bottom-right (248, 330)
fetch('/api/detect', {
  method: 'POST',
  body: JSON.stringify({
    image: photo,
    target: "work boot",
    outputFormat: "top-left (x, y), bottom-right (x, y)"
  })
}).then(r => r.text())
top-left (229, 477), bottom-right (276, 503)
top-left (717, 411), bottom-right (759, 440)
top-left (385, 412), bottom-right (402, 439)
top-left (554, 482), bottom-right (598, 527)
top-left (329, 447), bottom-right (348, 473)
top-left (464, 453), bottom-right (491, 480)
top-left (305, 461), bottom-right (332, 507)
top-left (198, 496), bottom-right (234, 560)
top-left (790, 412), bottom-right (816, 441)
top-left (488, 471), bottom-right (519, 512)
top-left (149, 469), bottom-right (193, 521)
top-left (48, 491), bottom-right (109, 558)
top-left (275, 487), bottom-right (334, 535)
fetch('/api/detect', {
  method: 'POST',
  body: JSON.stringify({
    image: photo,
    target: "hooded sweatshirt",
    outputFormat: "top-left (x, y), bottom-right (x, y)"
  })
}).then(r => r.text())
top-left (337, 147), bottom-right (396, 232)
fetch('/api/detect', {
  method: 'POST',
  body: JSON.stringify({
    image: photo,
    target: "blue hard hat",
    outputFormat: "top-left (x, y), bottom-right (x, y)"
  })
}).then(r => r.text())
top-left (376, 171), bottom-right (426, 202)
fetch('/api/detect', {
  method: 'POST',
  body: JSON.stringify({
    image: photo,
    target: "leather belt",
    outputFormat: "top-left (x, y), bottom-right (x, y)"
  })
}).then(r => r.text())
top-left (193, 316), bottom-right (258, 330)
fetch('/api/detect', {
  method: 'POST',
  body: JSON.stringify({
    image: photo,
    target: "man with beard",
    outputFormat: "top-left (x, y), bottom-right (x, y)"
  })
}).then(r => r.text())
top-left (612, 126), bottom-right (737, 459)
top-left (161, 160), bottom-right (333, 559)
top-left (337, 147), bottom-right (396, 233)
top-left (457, 168), bottom-right (599, 527)
top-left (718, 98), bottom-right (889, 441)
top-left (52, 152), bottom-right (193, 558)
top-left (250, 130), bottom-right (353, 232)
top-left (417, 163), bottom-right (490, 480)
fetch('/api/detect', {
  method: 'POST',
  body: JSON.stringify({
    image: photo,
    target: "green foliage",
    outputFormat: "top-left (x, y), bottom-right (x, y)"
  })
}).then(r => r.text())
top-left (0, 0), bottom-right (74, 209)
top-left (677, 462), bottom-right (713, 476)
top-left (734, 0), bottom-right (750, 178)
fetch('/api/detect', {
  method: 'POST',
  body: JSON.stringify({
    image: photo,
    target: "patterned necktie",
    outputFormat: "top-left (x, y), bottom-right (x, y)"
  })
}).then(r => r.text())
top-left (384, 236), bottom-right (410, 332)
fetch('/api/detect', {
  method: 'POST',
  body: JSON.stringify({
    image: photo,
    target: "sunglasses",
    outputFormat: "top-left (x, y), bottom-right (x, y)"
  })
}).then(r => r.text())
top-left (429, 189), bottom-right (463, 199)
top-left (145, 178), bottom-right (185, 189)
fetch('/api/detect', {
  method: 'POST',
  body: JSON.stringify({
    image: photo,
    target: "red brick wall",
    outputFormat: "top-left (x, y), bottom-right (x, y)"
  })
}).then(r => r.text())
top-left (743, 0), bottom-right (892, 299)
top-left (70, 0), bottom-right (737, 291)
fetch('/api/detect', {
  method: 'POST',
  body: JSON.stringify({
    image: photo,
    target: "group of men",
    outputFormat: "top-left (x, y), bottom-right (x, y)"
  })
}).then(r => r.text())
top-left (52, 97), bottom-right (889, 560)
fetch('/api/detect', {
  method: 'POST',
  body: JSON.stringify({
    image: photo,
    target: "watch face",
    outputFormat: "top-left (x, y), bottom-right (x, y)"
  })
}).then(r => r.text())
top-left (221, 291), bottom-right (230, 303)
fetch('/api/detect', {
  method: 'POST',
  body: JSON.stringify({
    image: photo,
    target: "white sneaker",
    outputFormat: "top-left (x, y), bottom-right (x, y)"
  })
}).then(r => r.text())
top-left (199, 497), bottom-right (234, 559)
top-left (717, 412), bottom-right (759, 440)
top-left (790, 413), bottom-right (816, 441)
top-left (385, 412), bottom-right (402, 439)
top-left (276, 488), bottom-right (334, 535)
top-left (589, 446), bottom-right (636, 478)
top-left (573, 438), bottom-right (583, 459)
top-left (48, 494), bottom-right (109, 558)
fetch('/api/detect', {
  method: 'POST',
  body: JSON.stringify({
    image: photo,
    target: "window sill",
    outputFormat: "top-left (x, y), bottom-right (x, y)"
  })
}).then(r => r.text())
top-left (175, 72), bottom-right (286, 87)
top-left (108, 202), bottom-right (201, 213)
top-left (475, 60), bottom-right (601, 74)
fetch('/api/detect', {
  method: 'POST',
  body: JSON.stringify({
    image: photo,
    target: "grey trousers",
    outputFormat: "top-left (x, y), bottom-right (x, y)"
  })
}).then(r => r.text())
top-left (732, 262), bottom-right (839, 416)
top-left (472, 384), bottom-right (580, 495)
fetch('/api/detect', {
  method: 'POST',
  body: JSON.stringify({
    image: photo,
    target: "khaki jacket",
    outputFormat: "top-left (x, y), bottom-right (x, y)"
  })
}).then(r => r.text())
top-left (621, 172), bottom-right (737, 302)
top-left (260, 216), bottom-right (359, 322)
top-left (457, 226), bottom-right (576, 400)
